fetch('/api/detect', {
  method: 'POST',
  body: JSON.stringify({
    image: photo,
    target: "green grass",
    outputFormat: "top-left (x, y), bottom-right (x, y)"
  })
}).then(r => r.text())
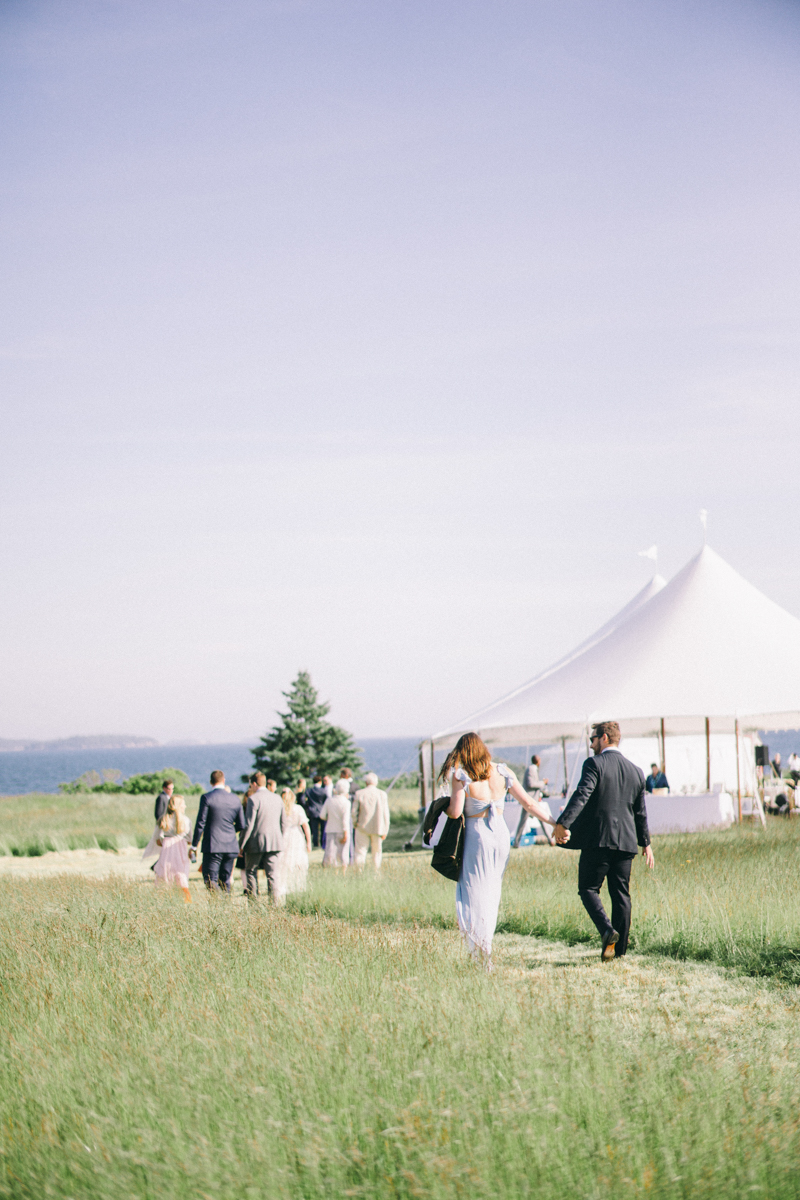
top-left (0, 788), bottom-right (423, 857)
top-left (290, 820), bottom-right (800, 984)
top-left (4, 790), bottom-right (800, 982)
top-left (0, 792), bottom-right (156, 856)
top-left (2, 874), bottom-right (800, 1199)
top-left (383, 787), bottom-right (422, 817)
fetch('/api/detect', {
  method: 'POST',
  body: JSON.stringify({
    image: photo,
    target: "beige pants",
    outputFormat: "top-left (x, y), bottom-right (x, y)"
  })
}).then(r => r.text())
top-left (323, 831), bottom-right (349, 867)
top-left (354, 829), bottom-right (383, 870)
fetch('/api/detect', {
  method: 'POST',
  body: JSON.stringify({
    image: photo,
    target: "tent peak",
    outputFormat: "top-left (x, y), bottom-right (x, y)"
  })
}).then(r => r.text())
top-left (432, 541), bottom-right (800, 748)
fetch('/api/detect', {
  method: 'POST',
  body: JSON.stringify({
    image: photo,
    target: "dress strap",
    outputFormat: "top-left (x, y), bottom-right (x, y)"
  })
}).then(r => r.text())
top-left (496, 763), bottom-right (514, 791)
top-left (453, 767), bottom-right (472, 798)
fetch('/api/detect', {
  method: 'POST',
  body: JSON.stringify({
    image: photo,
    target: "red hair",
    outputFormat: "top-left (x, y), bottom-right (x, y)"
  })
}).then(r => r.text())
top-left (438, 732), bottom-right (492, 783)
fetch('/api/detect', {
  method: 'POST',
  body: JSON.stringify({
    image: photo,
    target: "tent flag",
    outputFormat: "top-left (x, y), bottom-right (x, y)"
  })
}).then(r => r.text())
top-left (431, 544), bottom-right (800, 750)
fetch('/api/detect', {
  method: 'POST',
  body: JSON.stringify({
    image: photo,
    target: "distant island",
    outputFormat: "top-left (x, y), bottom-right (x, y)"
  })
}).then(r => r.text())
top-left (0, 735), bottom-right (159, 753)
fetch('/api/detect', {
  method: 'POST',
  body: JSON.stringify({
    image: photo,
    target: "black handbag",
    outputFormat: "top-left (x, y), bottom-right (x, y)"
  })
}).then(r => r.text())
top-left (430, 813), bottom-right (465, 881)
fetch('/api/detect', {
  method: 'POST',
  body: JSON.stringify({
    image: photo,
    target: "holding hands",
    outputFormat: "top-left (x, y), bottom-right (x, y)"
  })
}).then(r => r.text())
top-left (553, 823), bottom-right (571, 845)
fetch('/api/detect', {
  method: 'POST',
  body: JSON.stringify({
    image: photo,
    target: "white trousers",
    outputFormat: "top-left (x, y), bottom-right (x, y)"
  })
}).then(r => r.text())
top-left (354, 829), bottom-right (383, 870)
top-left (323, 831), bottom-right (349, 867)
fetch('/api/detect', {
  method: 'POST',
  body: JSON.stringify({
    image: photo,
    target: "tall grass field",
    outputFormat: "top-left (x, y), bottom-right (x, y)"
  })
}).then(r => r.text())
top-left (0, 789), bottom-right (422, 857)
top-left (2, 796), bottom-right (800, 1197)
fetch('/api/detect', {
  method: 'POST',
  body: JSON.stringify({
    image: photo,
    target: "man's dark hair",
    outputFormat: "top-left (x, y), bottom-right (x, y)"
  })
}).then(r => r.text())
top-left (591, 721), bottom-right (621, 745)
top-left (651, 763), bottom-right (658, 770)
top-left (210, 769), bottom-right (225, 785)
top-left (163, 779), bottom-right (174, 789)
top-left (531, 755), bottom-right (540, 766)
top-left (313, 775), bottom-right (322, 783)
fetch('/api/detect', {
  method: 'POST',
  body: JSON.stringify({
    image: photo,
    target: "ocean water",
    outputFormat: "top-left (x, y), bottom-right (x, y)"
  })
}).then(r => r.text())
top-left (0, 736), bottom-right (423, 796)
top-left (2, 730), bottom-right (796, 797)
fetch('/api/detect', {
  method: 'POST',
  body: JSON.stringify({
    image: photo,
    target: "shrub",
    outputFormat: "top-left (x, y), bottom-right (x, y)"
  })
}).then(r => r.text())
top-left (58, 767), bottom-right (202, 796)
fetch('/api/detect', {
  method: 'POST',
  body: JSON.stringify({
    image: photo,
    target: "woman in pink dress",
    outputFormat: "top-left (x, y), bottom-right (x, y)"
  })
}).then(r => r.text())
top-left (153, 794), bottom-right (193, 902)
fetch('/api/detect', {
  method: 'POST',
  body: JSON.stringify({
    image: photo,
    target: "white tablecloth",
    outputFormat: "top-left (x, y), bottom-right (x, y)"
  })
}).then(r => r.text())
top-left (645, 791), bottom-right (735, 835)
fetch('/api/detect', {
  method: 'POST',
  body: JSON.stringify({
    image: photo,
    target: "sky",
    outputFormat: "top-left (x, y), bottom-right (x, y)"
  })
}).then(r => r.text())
top-left (2, 0), bottom-right (800, 743)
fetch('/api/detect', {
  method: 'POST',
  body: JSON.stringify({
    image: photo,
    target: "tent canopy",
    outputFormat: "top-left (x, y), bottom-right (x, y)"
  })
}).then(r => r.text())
top-left (432, 545), bottom-right (800, 748)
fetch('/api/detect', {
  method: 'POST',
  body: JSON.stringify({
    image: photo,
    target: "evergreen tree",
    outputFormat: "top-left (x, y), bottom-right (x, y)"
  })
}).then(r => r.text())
top-left (249, 671), bottom-right (363, 784)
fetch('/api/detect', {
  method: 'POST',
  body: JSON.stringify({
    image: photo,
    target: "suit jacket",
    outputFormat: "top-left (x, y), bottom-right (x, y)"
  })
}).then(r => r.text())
top-left (304, 784), bottom-right (328, 819)
top-left (192, 787), bottom-right (245, 854)
top-left (522, 764), bottom-right (542, 791)
top-left (240, 788), bottom-right (285, 855)
top-left (352, 784), bottom-right (390, 837)
top-left (558, 749), bottom-right (650, 853)
top-left (154, 790), bottom-right (170, 823)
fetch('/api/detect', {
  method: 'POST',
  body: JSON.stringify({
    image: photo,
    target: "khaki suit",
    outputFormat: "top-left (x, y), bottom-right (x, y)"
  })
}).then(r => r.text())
top-left (352, 784), bottom-right (390, 870)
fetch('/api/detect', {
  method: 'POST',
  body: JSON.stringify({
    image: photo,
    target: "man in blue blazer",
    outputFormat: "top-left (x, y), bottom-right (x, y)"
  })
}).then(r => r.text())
top-left (554, 721), bottom-right (654, 960)
top-left (191, 770), bottom-right (246, 892)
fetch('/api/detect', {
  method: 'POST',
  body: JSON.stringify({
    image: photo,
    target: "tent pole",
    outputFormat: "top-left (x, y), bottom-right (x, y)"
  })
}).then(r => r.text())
top-left (660, 718), bottom-right (666, 775)
top-left (404, 741), bottom-right (433, 851)
top-left (705, 717), bottom-right (711, 791)
top-left (735, 718), bottom-right (742, 823)
top-left (561, 737), bottom-right (568, 796)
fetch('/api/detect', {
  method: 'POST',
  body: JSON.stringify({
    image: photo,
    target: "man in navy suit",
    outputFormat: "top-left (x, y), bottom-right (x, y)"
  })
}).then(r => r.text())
top-left (191, 770), bottom-right (245, 892)
top-left (554, 721), bottom-right (654, 960)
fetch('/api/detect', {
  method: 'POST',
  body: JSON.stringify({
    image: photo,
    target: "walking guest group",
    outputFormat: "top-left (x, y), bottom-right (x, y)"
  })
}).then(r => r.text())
top-left (143, 766), bottom-right (390, 905)
top-left (145, 719), bottom-right (653, 970)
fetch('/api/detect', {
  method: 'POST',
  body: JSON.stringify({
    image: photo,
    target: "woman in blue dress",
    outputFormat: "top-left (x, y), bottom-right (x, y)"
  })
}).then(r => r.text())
top-left (440, 732), bottom-right (557, 967)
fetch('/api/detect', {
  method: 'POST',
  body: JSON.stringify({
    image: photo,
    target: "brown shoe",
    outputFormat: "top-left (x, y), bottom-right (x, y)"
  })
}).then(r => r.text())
top-left (601, 929), bottom-right (619, 961)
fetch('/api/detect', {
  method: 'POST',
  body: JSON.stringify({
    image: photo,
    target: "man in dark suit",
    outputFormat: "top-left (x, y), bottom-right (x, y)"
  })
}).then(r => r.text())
top-left (303, 775), bottom-right (328, 849)
top-left (554, 721), bottom-right (654, 960)
top-left (154, 779), bottom-right (174, 824)
top-left (191, 770), bottom-right (245, 892)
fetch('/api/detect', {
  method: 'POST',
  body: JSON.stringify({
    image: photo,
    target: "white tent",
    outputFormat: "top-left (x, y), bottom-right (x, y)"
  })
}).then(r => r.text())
top-left (425, 545), bottom-right (800, 801)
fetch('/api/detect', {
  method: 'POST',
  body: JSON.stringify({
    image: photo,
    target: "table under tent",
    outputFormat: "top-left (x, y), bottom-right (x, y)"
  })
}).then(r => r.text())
top-left (417, 544), bottom-right (800, 838)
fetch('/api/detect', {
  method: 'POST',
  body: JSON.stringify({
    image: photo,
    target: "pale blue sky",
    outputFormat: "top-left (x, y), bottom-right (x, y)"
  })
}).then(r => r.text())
top-left (2, 0), bottom-right (800, 741)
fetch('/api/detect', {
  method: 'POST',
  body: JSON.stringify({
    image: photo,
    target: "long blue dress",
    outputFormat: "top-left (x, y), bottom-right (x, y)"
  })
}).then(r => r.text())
top-left (453, 764), bottom-right (513, 961)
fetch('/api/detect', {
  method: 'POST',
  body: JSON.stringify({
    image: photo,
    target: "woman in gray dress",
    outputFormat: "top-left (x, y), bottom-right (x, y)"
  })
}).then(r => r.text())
top-left (440, 732), bottom-right (557, 968)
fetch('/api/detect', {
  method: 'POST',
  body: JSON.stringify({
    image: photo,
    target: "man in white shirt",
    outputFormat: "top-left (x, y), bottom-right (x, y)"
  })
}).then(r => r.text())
top-left (515, 756), bottom-right (552, 847)
top-left (787, 753), bottom-right (800, 784)
top-left (352, 772), bottom-right (391, 870)
top-left (522, 756), bottom-right (547, 792)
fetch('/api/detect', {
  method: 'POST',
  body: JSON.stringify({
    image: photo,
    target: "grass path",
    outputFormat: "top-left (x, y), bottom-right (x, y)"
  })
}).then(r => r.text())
top-left (2, 875), bottom-right (800, 1198)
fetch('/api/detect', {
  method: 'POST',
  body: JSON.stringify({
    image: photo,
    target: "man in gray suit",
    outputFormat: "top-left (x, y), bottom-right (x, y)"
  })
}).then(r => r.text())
top-left (240, 771), bottom-right (286, 901)
top-left (191, 770), bottom-right (246, 893)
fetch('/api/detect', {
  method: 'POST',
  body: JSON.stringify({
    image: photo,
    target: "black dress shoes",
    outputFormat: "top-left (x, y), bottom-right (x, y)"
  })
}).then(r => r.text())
top-left (601, 928), bottom-right (619, 961)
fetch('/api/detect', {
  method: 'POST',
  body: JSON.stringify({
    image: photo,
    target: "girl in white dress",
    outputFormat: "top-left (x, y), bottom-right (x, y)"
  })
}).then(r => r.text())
top-left (151, 794), bottom-right (193, 903)
top-left (441, 733), bottom-right (557, 968)
top-left (280, 787), bottom-right (312, 894)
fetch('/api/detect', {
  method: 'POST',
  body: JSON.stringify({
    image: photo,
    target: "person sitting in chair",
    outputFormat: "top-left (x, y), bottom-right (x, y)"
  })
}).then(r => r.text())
top-left (645, 763), bottom-right (669, 793)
